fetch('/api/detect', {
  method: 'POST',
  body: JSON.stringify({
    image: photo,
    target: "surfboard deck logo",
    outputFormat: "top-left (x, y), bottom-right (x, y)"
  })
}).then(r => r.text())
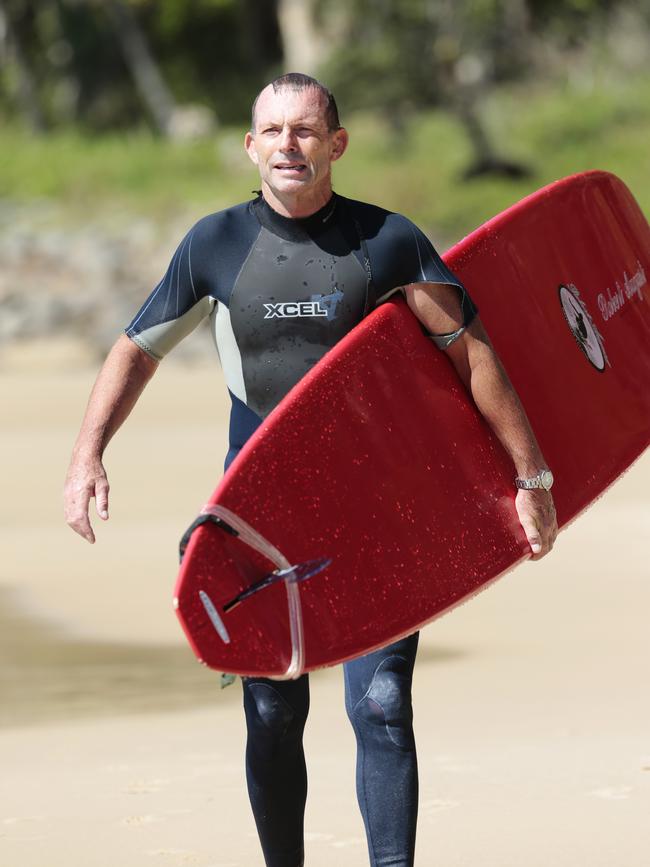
top-left (558, 283), bottom-right (609, 371)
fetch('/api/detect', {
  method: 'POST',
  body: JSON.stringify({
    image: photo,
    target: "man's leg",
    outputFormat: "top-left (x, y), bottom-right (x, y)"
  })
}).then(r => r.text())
top-left (344, 632), bottom-right (420, 867)
top-left (242, 674), bottom-right (310, 867)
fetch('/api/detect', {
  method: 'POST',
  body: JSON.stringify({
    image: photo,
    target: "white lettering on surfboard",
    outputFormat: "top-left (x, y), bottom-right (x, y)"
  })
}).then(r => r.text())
top-left (597, 261), bottom-right (646, 322)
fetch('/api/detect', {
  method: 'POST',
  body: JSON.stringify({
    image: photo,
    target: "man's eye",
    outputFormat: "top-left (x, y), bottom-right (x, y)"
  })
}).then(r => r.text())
top-left (263, 127), bottom-right (280, 135)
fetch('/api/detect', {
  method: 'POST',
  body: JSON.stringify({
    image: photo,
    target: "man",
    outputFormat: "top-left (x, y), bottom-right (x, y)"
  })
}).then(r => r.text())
top-left (65, 73), bottom-right (557, 867)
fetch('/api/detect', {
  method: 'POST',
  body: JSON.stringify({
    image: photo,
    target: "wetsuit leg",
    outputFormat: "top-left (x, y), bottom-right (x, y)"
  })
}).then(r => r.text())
top-left (242, 674), bottom-right (310, 867)
top-left (343, 632), bottom-right (420, 867)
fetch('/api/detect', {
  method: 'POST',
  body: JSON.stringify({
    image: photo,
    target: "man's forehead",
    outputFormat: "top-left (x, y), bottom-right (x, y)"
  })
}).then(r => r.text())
top-left (254, 84), bottom-right (328, 126)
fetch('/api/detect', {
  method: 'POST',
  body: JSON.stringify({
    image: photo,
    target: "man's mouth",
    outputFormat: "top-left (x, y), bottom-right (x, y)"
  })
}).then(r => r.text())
top-left (274, 162), bottom-right (307, 173)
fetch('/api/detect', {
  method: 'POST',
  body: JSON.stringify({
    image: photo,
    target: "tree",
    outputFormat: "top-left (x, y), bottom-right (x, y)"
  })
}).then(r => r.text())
top-left (314, 0), bottom-right (534, 177)
top-left (276, 0), bottom-right (326, 75)
top-left (0, 0), bottom-right (46, 130)
top-left (102, 0), bottom-right (178, 136)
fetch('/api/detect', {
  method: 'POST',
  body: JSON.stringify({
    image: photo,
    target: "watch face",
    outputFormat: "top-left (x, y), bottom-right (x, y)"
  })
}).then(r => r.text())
top-left (541, 470), bottom-right (554, 490)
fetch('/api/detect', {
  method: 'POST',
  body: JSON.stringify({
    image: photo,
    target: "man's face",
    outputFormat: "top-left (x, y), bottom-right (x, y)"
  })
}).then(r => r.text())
top-left (245, 85), bottom-right (347, 206)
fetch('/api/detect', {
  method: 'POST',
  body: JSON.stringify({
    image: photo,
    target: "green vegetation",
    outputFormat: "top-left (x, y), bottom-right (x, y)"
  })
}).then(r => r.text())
top-left (3, 72), bottom-right (650, 245)
top-left (339, 72), bottom-right (650, 243)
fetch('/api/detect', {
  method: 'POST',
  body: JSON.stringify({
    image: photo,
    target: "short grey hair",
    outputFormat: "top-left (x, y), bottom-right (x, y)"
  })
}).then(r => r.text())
top-left (251, 73), bottom-right (341, 132)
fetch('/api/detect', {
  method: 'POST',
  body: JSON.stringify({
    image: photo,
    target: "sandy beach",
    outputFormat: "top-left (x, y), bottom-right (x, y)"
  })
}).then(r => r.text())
top-left (1, 356), bottom-right (649, 866)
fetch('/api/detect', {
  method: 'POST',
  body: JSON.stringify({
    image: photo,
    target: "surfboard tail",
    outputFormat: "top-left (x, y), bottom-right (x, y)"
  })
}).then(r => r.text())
top-left (176, 505), bottom-right (331, 679)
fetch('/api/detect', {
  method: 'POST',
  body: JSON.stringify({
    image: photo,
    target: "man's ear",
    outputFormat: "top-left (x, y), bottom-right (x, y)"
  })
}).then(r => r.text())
top-left (244, 131), bottom-right (259, 165)
top-left (330, 127), bottom-right (349, 162)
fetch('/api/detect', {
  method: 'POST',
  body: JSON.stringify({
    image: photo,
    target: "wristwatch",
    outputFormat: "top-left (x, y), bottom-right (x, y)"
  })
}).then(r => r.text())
top-left (515, 469), bottom-right (554, 491)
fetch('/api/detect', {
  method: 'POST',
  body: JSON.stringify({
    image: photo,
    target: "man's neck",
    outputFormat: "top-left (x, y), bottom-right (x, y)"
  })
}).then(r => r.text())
top-left (261, 182), bottom-right (334, 219)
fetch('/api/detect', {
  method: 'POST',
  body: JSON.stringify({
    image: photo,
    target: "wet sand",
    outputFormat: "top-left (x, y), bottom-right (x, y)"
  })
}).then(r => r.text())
top-left (1, 359), bottom-right (649, 866)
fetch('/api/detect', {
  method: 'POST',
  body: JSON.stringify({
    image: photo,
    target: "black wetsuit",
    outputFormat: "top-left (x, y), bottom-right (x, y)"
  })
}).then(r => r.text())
top-left (126, 193), bottom-right (475, 867)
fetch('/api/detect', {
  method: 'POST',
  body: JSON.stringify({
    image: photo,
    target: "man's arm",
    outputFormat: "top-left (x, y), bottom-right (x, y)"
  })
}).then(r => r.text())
top-left (404, 282), bottom-right (558, 560)
top-left (64, 334), bottom-right (159, 543)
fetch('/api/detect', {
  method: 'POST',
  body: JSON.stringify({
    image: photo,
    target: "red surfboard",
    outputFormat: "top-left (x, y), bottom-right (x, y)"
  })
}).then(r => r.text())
top-left (174, 171), bottom-right (650, 678)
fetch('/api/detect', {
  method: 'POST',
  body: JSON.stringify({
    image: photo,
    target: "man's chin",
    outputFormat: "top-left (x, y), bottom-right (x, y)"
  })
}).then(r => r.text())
top-left (267, 180), bottom-right (313, 200)
top-left (272, 171), bottom-right (310, 187)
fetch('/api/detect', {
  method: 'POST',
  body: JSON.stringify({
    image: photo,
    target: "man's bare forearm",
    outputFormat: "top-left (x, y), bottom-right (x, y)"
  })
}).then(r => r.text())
top-left (72, 334), bottom-right (158, 459)
top-left (447, 322), bottom-right (547, 477)
top-left (405, 281), bottom-right (548, 476)
top-left (65, 334), bottom-right (158, 542)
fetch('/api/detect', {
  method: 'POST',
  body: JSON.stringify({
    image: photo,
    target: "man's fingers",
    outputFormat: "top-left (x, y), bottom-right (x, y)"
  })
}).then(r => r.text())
top-left (515, 489), bottom-right (557, 560)
top-left (64, 465), bottom-right (109, 543)
top-left (74, 517), bottom-right (96, 544)
top-left (95, 479), bottom-right (110, 520)
top-left (64, 494), bottom-right (96, 544)
top-left (521, 516), bottom-right (543, 556)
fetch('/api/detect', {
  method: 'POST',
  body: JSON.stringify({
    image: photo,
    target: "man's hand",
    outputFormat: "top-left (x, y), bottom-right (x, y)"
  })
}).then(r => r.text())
top-left (64, 454), bottom-right (110, 544)
top-left (515, 488), bottom-right (558, 560)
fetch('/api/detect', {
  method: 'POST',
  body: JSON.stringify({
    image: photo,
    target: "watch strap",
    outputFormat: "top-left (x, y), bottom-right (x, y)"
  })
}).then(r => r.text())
top-left (515, 469), bottom-right (554, 491)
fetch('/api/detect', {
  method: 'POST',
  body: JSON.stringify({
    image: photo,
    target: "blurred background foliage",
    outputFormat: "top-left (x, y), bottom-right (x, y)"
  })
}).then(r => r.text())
top-left (1, 0), bottom-right (650, 235)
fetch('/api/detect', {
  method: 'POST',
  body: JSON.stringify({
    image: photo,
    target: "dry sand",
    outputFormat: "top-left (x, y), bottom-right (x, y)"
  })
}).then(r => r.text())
top-left (1, 356), bottom-right (649, 866)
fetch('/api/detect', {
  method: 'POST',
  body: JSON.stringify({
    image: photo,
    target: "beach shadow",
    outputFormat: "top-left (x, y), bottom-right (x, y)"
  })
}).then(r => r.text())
top-left (0, 589), bottom-right (469, 729)
top-left (414, 642), bottom-right (468, 665)
top-left (0, 587), bottom-right (236, 729)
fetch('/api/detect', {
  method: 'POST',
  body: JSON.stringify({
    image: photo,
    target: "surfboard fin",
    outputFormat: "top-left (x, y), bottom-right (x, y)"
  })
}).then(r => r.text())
top-left (198, 590), bottom-right (231, 644)
top-left (223, 557), bottom-right (331, 613)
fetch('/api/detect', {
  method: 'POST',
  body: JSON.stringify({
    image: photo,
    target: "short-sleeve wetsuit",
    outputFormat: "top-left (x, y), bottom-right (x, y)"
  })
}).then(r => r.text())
top-left (125, 193), bottom-right (477, 867)
top-left (126, 193), bottom-right (476, 470)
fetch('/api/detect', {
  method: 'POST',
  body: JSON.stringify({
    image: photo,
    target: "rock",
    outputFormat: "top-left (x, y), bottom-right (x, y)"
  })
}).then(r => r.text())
top-left (0, 200), bottom-right (216, 368)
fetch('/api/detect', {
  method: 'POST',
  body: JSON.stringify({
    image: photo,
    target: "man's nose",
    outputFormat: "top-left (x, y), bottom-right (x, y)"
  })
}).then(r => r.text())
top-left (278, 126), bottom-right (298, 151)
